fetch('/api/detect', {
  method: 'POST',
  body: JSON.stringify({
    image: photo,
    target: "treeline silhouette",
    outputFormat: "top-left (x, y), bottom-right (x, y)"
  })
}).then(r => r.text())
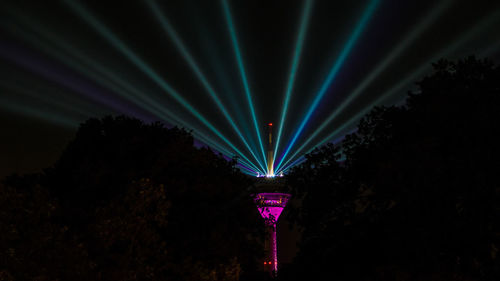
top-left (1, 117), bottom-right (264, 280)
top-left (0, 57), bottom-right (499, 280)
top-left (280, 57), bottom-right (500, 281)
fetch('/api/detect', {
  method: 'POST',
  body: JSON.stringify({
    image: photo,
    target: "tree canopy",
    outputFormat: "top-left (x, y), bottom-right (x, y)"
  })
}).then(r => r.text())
top-left (282, 57), bottom-right (500, 281)
top-left (1, 116), bottom-right (263, 281)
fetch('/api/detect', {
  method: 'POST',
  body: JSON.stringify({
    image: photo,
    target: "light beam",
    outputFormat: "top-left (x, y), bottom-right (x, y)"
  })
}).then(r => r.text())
top-left (221, 0), bottom-right (268, 171)
top-left (146, 0), bottom-right (266, 172)
top-left (272, 0), bottom-right (313, 172)
top-left (64, 0), bottom-right (263, 172)
top-left (275, 0), bottom-right (379, 172)
top-left (277, 0), bottom-right (451, 169)
top-left (276, 11), bottom-right (500, 173)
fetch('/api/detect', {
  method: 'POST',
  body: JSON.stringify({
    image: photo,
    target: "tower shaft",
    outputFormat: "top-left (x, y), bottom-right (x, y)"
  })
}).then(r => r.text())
top-left (270, 223), bottom-right (277, 274)
top-left (254, 192), bottom-right (290, 277)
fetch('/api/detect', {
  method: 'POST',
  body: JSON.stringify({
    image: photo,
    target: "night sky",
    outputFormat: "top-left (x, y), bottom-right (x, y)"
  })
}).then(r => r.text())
top-left (1, 0), bottom-right (500, 178)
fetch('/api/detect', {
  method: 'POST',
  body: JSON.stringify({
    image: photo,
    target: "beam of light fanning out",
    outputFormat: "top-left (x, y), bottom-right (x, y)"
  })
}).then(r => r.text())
top-left (146, 0), bottom-right (266, 173)
top-left (277, 0), bottom-right (451, 170)
top-left (4, 10), bottom-right (265, 174)
top-left (272, 0), bottom-right (313, 172)
top-left (64, 0), bottom-right (263, 172)
top-left (221, 0), bottom-right (268, 172)
top-left (276, 11), bottom-right (500, 174)
top-left (275, 0), bottom-right (379, 172)
top-left (0, 94), bottom-right (80, 128)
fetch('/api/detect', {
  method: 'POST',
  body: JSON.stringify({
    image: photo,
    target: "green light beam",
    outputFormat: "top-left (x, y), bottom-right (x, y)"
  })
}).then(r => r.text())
top-left (5, 15), bottom-right (265, 174)
top-left (0, 80), bottom-right (99, 118)
top-left (0, 95), bottom-right (80, 129)
top-left (146, 0), bottom-right (266, 173)
top-left (5, 21), bottom-right (167, 119)
top-left (4, 11), bottom-right (265, 173)
top-left (276, 12), bottom-right (500, 173)
top-left (278, 0), bottom-right (451, 168)
top-left (277, 155), bottom-right (307, 175)
top-left (272, 0), bottom-right (313, 171)
top-left (64, 0), bottom-right (262, 172)
top-left (275, 0), bottom-right (379, 172)
top-left (276, 75), bottom-right (412, 174)
top-left (194, 132), bottom-right (263, 174)
top-left (221, 0), bottom-right (268, 171)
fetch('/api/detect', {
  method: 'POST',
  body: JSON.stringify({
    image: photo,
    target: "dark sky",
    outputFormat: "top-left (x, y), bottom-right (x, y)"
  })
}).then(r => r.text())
top-left (1, 0), bottom-right (500, 178)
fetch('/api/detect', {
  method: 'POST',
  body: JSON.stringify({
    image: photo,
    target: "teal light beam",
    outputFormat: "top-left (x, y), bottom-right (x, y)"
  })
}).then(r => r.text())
top-left (277, 0), bottom-right (451, 168)
top-left (0, 95), bottom-right (80, 129)
top-left (278, 155), bottom-right (307, 175)
top-left (5, 13), bottom-right (265, 174)
top-left (0, 80), bottom-right (99, 118)
top-left (272, 0), bottom-right (313, 171)
top-left (276, 12), bottom-right (500, 174)
top-left (275, 0), bottom-right (379, 172)
top-left (277, 78), bottom-right (409, 174)
top-left (277, 63), bottom-right (433, 174)
top-left (146, 0), bottom-right (266, 173)
top-left (5, 8), bottom-right (264, 174)
top-left (6, 22), bottom-right (166, 119)
top-left (221, 0), bottom-right (267, 171)
top-left (64, 0), bottom-right (263, 172)
top-left (194, 132), bottom-right (264, 174)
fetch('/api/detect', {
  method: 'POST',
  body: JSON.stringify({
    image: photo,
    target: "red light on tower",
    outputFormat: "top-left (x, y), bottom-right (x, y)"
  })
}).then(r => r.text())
top-left (268, 123), bottom-right (273, 126)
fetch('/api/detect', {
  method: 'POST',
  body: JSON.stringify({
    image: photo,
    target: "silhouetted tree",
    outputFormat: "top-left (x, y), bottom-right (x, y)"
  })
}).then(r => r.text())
top-left (1, 116), bottom-right (263, 281)
top-left (0, 182), bottom-right (94, 280)
top-left (283, 57), bottom-right (500, 281)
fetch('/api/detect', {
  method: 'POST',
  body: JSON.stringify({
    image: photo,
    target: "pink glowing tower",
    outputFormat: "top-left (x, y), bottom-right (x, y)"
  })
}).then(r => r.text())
top-left (254, 192), bottom-right (290, 276)
top-left (254, 123), bottom-right (291, 277)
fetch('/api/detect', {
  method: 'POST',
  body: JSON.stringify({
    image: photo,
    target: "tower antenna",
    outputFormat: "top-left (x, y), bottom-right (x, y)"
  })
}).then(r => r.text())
top-left (267, 123), bottom-right (274, 177)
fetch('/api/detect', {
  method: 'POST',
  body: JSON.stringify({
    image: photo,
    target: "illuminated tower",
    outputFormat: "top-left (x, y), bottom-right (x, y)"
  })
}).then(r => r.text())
top-left (254, 122), bottom-right (290, 278)
top-left (254, 192), bottom-right (290, 277)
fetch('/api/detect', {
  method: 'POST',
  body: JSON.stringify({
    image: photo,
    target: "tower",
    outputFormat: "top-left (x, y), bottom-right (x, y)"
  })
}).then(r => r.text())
top-left (254, 122), bottom-right (291, 278)
top-left (254, 192), bottom-right (290, 277)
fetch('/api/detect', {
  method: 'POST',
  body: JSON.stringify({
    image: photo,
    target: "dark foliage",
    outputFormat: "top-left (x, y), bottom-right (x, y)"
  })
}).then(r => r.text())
top-left (282, 57), bottom-right (500, 281)
top-left (1, 116), bottom-right (262, 281)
